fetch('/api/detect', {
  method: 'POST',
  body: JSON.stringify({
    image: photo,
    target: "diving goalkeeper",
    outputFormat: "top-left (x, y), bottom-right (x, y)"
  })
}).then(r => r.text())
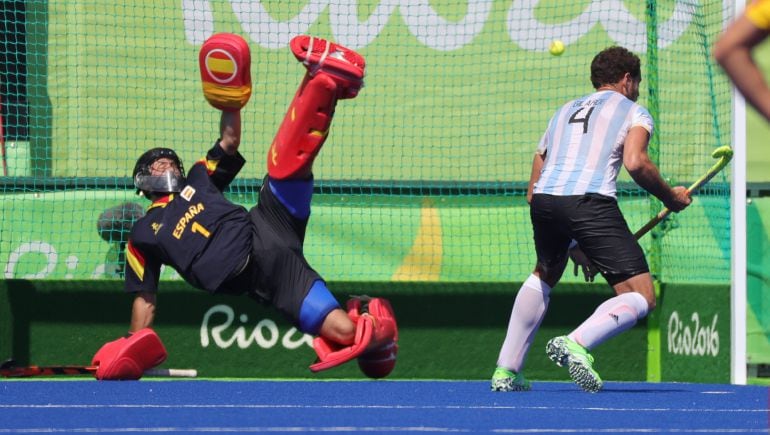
top-left (91, 34), bottom-right (398, 380)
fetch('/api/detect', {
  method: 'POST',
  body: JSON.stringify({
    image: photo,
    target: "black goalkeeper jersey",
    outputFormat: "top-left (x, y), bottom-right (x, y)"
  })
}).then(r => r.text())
top-left (124, 144), bottom-right (252, 293)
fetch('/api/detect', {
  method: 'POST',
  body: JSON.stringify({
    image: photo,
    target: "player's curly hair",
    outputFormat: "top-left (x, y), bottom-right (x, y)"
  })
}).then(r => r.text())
top-left (590, 46), bottom-right (641, 89)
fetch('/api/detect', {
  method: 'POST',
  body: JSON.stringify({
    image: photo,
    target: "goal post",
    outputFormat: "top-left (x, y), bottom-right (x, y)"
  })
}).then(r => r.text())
top-left (0, 0), bottom-right (741, 382)
top-left (729, 0), bottom-right (748, 386)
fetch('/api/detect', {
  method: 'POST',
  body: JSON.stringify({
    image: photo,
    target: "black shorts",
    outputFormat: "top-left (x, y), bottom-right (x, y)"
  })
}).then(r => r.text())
top-left (530, 193), bottom-right (649, 285)
top-left (223, 176), bottom-right (322, 324)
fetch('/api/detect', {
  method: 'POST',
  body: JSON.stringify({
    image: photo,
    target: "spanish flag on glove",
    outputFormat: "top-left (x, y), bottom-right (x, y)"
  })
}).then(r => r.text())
top-left (199, 33), bottom-right (252, 111)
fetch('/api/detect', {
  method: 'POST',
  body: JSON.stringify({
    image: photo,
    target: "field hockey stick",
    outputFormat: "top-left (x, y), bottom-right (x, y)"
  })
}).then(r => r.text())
top-left (0, 359), bottom-right (197, 378)
top-left (634, 145), bottom-right (733, 240)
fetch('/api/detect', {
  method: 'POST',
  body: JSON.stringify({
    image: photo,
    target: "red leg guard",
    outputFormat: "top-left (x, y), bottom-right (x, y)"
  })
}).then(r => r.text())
top-left (357, 340), bottom-right (398, 379)
top-left (267, 73), bottom-right (338, 180)
top-left (308, 297), bottom-right (398, 378)
top-left (349, 297), bottom-right (399, 379)
top-left (290, 35), bottom-right (365, 99)
top-left (268, 36), bottom-right (366, 180)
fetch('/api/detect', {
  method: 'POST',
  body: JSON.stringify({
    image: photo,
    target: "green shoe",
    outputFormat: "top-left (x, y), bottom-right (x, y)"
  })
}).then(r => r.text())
top-left (546, 336), bottom-right (603, 393)
top-left (490, 367), bottom-right (531, 392)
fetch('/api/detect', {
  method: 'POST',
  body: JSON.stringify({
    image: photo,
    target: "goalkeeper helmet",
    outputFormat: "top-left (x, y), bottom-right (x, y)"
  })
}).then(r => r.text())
top-left (133, 148), bottom-right (186, 195)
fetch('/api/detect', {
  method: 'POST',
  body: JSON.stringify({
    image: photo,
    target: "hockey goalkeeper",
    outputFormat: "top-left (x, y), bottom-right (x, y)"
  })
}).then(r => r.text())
top-left (91, 34), bottom-right (398, 380)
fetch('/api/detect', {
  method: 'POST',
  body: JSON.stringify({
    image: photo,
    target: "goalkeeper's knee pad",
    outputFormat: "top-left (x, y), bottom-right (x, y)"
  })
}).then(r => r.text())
top-left (199, 33), bottom-right (252, 111)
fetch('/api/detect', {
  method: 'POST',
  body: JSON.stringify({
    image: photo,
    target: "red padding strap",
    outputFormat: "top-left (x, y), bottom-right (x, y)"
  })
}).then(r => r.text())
top-left (349, 297), bottom-right (399, 346)
top-left (309, 315), bottom-right (373, 372)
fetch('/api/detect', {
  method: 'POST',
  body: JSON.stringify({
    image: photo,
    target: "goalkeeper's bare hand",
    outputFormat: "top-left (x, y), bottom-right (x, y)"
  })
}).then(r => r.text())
top-left (569, 243), bottom-right (598, 282)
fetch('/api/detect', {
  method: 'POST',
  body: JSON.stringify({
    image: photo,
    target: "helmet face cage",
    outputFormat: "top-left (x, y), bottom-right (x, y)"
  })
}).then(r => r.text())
top-left (133, 148), bottom-right (186, 195)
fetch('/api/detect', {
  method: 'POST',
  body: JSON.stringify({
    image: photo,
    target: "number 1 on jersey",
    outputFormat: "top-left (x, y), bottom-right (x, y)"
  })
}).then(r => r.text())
top-left (191, 222), bottom-right (211, 238)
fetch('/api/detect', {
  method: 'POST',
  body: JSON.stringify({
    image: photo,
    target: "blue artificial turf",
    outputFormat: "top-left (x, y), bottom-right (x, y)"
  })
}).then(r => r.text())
top-left (1, 380), bottom-right (767, 432)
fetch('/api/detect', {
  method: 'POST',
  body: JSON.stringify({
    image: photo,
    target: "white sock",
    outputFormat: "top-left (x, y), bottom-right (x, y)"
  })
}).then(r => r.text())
top-left (568, 292), bottom-right (649, 350)
top-left (496, 274), bottom-right (551, 372)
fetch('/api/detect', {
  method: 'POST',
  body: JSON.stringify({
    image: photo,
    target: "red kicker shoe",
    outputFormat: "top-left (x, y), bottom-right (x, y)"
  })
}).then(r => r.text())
top-left (290, 35), bottom-right (366, 99)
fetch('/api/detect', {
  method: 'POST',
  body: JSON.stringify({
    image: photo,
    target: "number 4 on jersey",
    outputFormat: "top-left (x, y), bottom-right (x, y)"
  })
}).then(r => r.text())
top-left (569, 106), bottom-right (594, 134)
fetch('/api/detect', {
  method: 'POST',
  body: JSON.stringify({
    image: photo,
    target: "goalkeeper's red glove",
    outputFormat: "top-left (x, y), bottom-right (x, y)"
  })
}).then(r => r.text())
top-left (91, 328), bottom-right (167, 380)
top-left (199, 33), bottom-right (252, 111)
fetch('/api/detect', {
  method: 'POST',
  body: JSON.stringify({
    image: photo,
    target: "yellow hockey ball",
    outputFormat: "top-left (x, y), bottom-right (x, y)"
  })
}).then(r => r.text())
top-left (549, 40), bottom-right (565, 56)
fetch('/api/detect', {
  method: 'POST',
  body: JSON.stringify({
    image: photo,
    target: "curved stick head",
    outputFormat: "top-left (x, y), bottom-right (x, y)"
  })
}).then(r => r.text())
top-left (711, 145), bottom-right (733, 162)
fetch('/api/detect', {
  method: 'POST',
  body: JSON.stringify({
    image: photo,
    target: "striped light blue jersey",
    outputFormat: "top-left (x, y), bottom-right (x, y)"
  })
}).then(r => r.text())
top-left (533, 90), bottom-right (653, 197)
